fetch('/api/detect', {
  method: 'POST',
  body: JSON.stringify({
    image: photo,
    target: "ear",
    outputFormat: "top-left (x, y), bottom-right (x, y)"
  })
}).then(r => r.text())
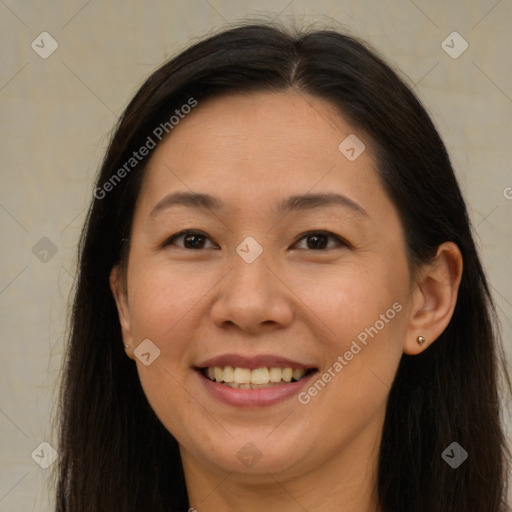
top-left (403, 241), bottom-right (463, 355)
top-left (109, 265), bottom-right (135, 360)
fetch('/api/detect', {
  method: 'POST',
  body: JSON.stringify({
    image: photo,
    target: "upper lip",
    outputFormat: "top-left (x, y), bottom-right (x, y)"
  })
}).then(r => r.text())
top-left (195, 354), bottom-right (317, 370)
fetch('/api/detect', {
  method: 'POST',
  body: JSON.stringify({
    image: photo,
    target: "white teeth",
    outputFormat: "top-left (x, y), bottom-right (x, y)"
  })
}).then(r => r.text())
top-left (251, 367), bottom-right (270, 384)
top-left (234, 367), bottom-right (251, 384)
top-left (203, 366), bottom-right (309, 387)
top-left (223, 365), bottom-right (235, 383)
top-left (269, 367), bottom-right (282, 382)
top-left (214, 366), bottom-right (223, 382)
top-left (282, 368), bottom-right (293, 382)
top-left (293, 368), bottom-right (305, 381)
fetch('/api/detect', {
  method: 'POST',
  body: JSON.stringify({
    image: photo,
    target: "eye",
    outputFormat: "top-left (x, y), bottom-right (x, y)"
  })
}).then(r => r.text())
top-left (292, 230), bottom-right (350, 250)
top-left (162, 230), bottom-right (218, 250)
top-left (161, 229), bottom-right (350, 251)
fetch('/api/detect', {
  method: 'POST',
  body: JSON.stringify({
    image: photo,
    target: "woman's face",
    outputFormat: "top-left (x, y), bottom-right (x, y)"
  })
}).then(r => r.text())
top-left (112, 90), bottom-right (417, 479)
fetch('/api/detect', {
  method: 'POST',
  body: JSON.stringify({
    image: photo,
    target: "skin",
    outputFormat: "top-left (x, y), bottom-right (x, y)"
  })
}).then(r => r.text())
top-left (110, 90), bottom-right (463, 512)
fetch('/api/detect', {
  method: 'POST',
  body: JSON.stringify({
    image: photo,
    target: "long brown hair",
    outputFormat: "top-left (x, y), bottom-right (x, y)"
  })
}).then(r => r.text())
top-left (54, 22), bottom-right (511, 511)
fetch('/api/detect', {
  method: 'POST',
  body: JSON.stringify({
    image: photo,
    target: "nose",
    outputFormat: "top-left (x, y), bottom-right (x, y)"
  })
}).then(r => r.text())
top-left (209, 247), bottom-right (295, 333)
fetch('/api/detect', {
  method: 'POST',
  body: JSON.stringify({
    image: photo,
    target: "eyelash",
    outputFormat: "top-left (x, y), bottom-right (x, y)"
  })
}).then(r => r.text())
top-left (161, 229), bottom-right (351, 251)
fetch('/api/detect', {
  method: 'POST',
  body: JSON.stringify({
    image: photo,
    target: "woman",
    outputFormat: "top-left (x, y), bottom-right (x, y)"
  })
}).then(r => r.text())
top-left (54, 23), bottom-right (511, 511)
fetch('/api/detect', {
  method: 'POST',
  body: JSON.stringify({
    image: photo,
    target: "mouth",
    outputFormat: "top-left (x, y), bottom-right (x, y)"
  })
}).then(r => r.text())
top-left (197, 365), bottom-right (317, 389)
top-left (194, 354), bottom-right (319, 406)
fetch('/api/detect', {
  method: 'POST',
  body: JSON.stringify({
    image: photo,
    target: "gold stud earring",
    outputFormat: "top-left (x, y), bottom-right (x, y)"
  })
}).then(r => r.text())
top-left (416, 336), bottom-right (426, 347)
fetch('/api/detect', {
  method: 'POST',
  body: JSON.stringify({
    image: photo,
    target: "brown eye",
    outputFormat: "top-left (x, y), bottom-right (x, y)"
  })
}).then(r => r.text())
top-left (163, 230), bottom-right (218, 250)
top-left (293, 231), bottom-right (350, 250)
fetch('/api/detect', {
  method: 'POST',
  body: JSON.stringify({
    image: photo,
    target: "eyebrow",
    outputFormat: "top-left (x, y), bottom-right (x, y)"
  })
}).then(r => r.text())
top-left (149, 191), bottom-right (368, 218)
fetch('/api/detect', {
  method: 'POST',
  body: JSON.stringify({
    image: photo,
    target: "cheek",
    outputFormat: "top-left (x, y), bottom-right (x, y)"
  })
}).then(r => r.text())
top-left (294, 257), bottom-right (408, 411)
top-left (126, 260), bottom-right (205, 342)
top-left (124, 263), bottom-right (203, 415)
top-left (124, 264), bottom-right (209, 437)
top-left (298, 257), bottom-right (408, 344)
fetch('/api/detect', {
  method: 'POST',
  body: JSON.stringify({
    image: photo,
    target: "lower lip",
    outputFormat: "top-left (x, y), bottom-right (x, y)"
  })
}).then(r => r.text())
top-left (196, 370), bottom-right (317, 407)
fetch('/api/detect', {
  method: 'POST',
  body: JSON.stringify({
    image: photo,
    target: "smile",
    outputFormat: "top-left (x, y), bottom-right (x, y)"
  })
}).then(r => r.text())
top-left (201, 366), bottom-right (315, 389)
top-left (194, 353), bottom-right (318, 406)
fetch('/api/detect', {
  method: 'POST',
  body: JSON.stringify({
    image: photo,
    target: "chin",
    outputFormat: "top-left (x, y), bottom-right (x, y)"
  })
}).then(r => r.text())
top-left (183, 427), bottom-right (314, 476)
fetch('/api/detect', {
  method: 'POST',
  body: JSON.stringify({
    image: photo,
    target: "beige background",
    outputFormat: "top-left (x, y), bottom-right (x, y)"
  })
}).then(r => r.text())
top-left (0, 0), bottom-right (511, 510)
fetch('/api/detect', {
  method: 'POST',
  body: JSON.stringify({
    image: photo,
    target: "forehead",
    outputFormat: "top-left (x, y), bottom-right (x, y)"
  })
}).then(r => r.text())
top-left (151, 90), bottom-right (364, 167)
top-left (135, 90), bottom-right (385, 219)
